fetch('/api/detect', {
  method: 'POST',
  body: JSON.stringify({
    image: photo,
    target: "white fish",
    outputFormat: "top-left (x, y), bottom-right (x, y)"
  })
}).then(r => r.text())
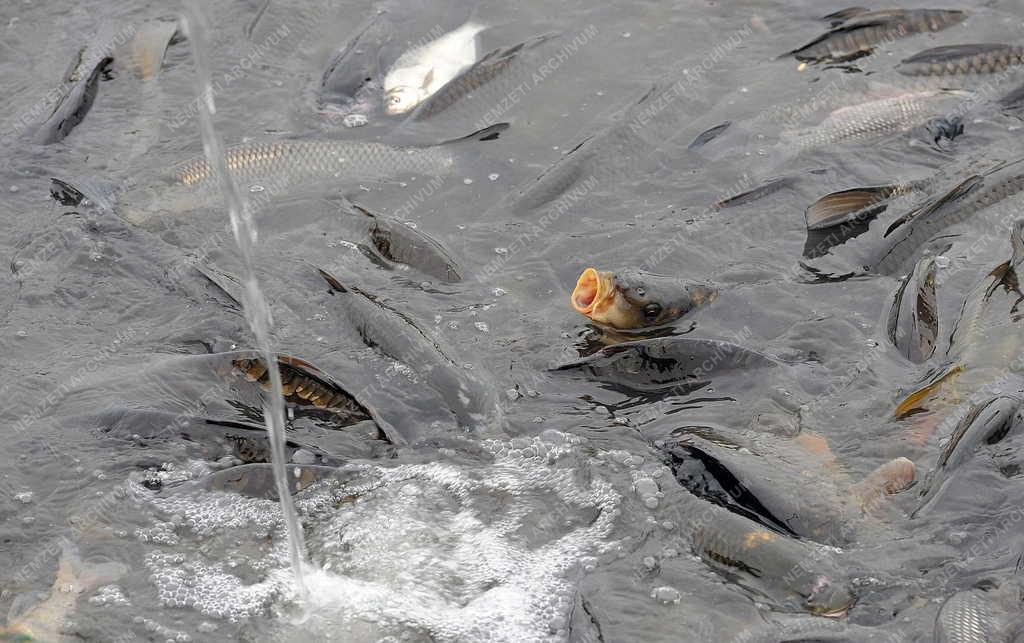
top-left (383, 20), bottom-right (486, 115)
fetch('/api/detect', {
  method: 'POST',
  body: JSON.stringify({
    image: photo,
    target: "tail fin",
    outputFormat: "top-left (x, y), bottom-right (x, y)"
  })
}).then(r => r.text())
top-left (893, 364), bottom-right (963, 419)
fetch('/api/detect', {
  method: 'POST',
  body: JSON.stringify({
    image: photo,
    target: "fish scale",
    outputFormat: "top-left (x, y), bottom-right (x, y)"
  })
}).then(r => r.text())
top-left (899, 44), bottom-right (1024, 76)
top-left (174, 139), bottom-right (454, 189)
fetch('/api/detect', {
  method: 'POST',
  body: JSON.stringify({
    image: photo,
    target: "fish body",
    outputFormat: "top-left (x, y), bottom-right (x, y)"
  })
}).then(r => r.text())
top-left (570, 268), bottom-right (716, 329)
top-left (790, 9), bottom-right (967, 63)
top-left (780, 90), bottom-right (966, 152)
top-left (690, 505), bottom-right (855, 616)
top-left (894, 221), bottom-right (1024, 419)
top-left (384, 20), bottom-right (486, 114)
top-left (886, 256), bottom-right (939, 363)
top-left (118, 19), bottom-right (179, 80)
top-left (2, 542), bottom-right (125, 642)
top-left (317, 268), bottom-right (499, 430)
top-left (405, 32), bottom-right (560, 129)
top-left (57, 123), bottom-right (507, 224)
top-left (33, 25), bottom-right (117, 144)
top-left (345, 202), bottom-right (462, 282)
top-left (899, 44), bottom-right (1024, 77)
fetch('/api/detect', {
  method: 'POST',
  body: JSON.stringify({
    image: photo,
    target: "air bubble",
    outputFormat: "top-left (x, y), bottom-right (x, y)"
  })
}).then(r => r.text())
top-left (651, 585), bottom-right (681, 604)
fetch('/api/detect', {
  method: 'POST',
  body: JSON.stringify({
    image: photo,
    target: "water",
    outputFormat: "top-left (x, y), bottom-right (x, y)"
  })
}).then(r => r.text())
top-left (180, 1), bottom-right (309, 600)
top-left (1, 0), bottom-right (1024, 641)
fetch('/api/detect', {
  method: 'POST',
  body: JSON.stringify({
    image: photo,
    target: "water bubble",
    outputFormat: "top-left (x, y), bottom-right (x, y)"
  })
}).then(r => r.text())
top-left (935, 255), bottom-right (951, 268)
top-left (463, 178), bottom-right (473, 185)
top-left (9, 185), bottom-right (18, 193)
top-left (494, 247), bottom-right (509, 255)
top-left (249, 184), bottom-right (264, 193)
top-left (505, 388), bottom-right (521, 401)
top-left (492, 287), bottom-right (506, 297)
top-left (14, 491), bottom-right (33, 504)
top-left (488, 173), bottom-right (500, 181)
top-left (651, 585), bottom-right (681, 604)
top-left (15, 329), bottom-right (27, 338)
top-left (343, 113), bottom-right (368, 128)
top-left (474, 321), bottom-right (489, 333)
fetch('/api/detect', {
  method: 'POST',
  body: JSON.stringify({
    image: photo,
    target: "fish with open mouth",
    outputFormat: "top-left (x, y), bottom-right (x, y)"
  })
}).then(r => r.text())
top-left (898, 44), bottom-right (1024, 77)
top-left (570, 267), bottom-right (716, 329)
top-left (788, 8), bottom-right (966, 64)
top-left (50, 123), bottom-right (508, 224)
top-left (383, 20), bottom-right (487, 115)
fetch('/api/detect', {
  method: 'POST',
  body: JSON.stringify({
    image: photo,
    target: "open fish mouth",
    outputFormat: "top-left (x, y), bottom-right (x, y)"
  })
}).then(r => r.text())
top-left (571, 268), bottom-right (615, 316)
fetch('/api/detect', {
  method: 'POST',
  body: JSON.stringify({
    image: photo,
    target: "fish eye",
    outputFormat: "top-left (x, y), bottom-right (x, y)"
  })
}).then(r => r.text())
top-left (635, 287), bottom-right (646, 297)
top-left (389, 94), bottom-right (402, 105)
top-left (643, 303), bottom-right (662, 319)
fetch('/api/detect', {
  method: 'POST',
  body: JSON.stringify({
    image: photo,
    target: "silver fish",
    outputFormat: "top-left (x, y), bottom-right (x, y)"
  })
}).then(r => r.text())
top-left (384, 20), bottom-right (486, 114)
top-left (779, 90), bottom-right (968, 153)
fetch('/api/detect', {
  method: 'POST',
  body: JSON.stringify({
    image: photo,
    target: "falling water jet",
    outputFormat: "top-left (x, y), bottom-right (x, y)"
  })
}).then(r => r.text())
top-left (179, 2), bottom-right (309, 601)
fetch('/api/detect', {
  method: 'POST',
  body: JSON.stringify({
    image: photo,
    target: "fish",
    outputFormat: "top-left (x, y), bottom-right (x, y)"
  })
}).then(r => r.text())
top-left (50, 123), bottom-right (509, 224)
top-left (319, 12), bottom-right (391, 107)
top-left (1, 542), bottom-right (126, 642)
top-left (117, 19), bottom-right (180, 80)
top-left (912, 396), bottom-right (1021, 515)
top-left (789, 9), bottom-right (967, 64)
top-left (317, 267), bottom-right (499, 430)
top-left (802, 160), bottom-right (1024, 279)
top-left (934, 583), bottom-right (1024, 643)
top-left (570, 268), bottom-right (716, 329)
top-left (193, 463), bottom-right (361, 500)
top-left (343, 201), bottom-right (463, 282)
top-left (999, 81), bottom-right (1024, 110)
top-left (229, 353), bottom-right (375, 420)
top-left (554, 337), bottom-right (779, 393)
top-left (779, 90), bottom-right (969, 153)
top-left (670, 434), bottom-right (915, 543)
top-left (688, 121), bottom-right (732, 151)
top-left (33, 24), bottom-right (117, 144)
top-left (898, 44), bottom-right (1024, 77)
top-left (403, 32), bottom-right (560, 130)
top-left (689, 504), bottom-right (856, 616)
top-left (885, 256), bottom-right (939, 363)
top-left (893, 221), bottom-right (1024, 420)
top-left (383, 20), bottom-right (487, 115)
top-left (805, 184), bottom-right (918, 231)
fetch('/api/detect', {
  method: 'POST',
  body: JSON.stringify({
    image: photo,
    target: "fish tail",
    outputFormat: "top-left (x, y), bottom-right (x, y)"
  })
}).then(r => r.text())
top-left (893, 364), bottom-right (962, 418)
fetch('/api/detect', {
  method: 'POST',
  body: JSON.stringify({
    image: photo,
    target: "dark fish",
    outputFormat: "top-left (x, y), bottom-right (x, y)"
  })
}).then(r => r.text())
top-left (33, 25), bottom-right (117, 144)
top-left (193, 463), bottom-right (360, 500)
top-left (344, 201), bottom-right (463, 282)
top-left (570, 268), bottom-right (716, 329)
top-left (894, 221), bottom-right (1024, 419)
top-left (803, 162), bottom-right (1024, 279)
top-left (319, 12), bottom-right (390, 107)
top-left (553, 337), bottom-right (778, 392)
top-left (898, 44), bottom-right (1024, 77)
top-left (82, 407), bottom-right (341, 470)
top-left (713, 176), bottom-right (796, 210)
top-left (406, 32), bottom-right (560, 127)
top-left (805, 185), bottom-right (906, 231)
top-left (690, 505), bottom-right (855, 616)
top-left (317, 267), bottom-right (499, 429)
top-left (886, 256), bottom-right (938, 363)
top-left (789, 9), bottom-right (967, 63)
top-left (913, 396), bottom-right (1021, 515)
top-left (999, 82), bottom-right (1024, 110)
top-left (52, 123), bottom-right (509, 224)
top-left (688, 121), bottom-right (732, 151)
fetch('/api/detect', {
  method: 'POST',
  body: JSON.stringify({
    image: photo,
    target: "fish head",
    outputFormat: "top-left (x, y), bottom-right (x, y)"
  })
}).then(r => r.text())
top-left (571, 267), bottom-right (715, 329)
top-left (803, 574), bottom-right (856, 617)
top-left (384, 86), bottom-right (423, 115)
